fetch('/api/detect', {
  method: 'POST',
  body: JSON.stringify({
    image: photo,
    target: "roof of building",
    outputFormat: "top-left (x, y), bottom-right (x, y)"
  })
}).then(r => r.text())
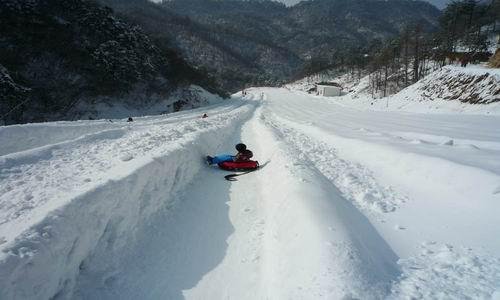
top-left (316, 82), bottom-right (342, 87)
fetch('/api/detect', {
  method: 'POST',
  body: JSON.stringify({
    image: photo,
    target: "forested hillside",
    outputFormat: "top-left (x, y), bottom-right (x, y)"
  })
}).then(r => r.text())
top-left (361, 0), bottom-right (499, 98)
top-left (0, 0), bottom-right (226, 124)
top-left (100, 0), bottom-right (303, 91)
top-left (101, 0), bottom-right (442, 91)
top-left (5, 0), bottom-right (493, 125)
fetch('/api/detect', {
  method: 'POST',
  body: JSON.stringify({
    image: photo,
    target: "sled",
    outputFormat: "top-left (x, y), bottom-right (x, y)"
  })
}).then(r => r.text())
top-left (218, 160), bottom-right (259, 171)
top-left (223, 160), bottom-right (269, 181)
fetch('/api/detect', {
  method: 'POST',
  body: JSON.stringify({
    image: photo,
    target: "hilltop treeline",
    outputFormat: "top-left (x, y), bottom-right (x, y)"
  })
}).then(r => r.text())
top-left (337, 0), bottom-right (499, 98)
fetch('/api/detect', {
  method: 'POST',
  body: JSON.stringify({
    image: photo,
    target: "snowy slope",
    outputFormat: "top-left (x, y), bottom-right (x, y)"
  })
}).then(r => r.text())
top-left (389, 65), bottom-right (500, 104)
top-left (289, 65), bottom-right (500, 115)
top-left (328, 65), bottom-right (500, 115)
top-left (1, 88), bottom-right (500, 299)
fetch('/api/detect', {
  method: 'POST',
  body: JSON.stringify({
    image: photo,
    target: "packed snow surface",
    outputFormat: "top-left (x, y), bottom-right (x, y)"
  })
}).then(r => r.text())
top-left (1, 87), bottom-right (500, 299)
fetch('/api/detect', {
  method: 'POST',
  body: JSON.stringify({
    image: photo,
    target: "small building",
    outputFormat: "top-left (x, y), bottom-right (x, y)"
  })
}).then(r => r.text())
top-left (316, 82), bottom-right (342, 97)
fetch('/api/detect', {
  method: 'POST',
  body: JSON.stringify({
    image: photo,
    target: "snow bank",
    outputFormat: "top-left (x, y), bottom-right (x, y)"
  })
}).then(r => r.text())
top-left (0, 100), bottom-right (254, 299)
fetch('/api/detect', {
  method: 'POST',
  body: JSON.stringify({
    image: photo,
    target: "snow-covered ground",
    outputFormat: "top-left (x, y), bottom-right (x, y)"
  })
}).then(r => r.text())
top-left (1, 84), bottom-right (500, 299)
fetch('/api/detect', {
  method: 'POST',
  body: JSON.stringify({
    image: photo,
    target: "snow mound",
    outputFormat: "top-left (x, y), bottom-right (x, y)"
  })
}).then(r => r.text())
top-left (394, 65), bottom-right (500, 105)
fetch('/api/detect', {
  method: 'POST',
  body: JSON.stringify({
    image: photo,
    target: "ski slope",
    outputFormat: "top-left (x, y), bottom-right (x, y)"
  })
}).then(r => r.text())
top-left (1, 89), bottom-right (500, 299)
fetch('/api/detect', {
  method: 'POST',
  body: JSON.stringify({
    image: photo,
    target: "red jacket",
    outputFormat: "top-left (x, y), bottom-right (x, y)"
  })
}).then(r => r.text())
top-left (234, 149), bottom-right (253, 162)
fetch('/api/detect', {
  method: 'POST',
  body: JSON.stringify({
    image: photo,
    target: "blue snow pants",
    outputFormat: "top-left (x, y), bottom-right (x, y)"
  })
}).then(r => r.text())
top-left (211, 154), bottom-right (234, 164)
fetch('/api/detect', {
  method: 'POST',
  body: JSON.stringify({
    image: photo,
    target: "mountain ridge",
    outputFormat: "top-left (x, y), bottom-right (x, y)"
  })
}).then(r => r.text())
top-left (157, 0), bottom-right (452, 10)
top-left (107, 0), bottom-right (441, 91)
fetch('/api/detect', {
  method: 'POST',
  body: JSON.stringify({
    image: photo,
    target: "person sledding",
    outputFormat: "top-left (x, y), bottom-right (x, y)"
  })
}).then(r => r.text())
top-left (207, 143), bottom-right (259, 171)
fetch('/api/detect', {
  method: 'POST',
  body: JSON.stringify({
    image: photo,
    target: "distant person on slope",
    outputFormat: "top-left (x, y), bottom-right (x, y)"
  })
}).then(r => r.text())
top-left (206, 143), bottom-right (253, 165)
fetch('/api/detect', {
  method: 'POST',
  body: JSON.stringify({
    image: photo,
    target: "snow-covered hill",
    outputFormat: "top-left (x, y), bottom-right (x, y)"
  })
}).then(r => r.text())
top-left (1, 88), bottom-right (500, 299)
top-left (291, 65), bottom-right (500, 115)
top-left (391, 65), bottom-right (500, 104)
top-left (364, 65), bottom-right (500, 114)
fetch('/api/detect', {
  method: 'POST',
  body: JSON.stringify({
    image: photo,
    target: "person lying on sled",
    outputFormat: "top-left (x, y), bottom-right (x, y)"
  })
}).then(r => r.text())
top-left (206, 143), bottom-right (253, 165)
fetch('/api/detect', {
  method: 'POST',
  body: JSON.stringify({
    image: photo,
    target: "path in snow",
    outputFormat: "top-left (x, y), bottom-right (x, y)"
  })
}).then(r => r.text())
top-left (74, 104), bottom-right (400, 299)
